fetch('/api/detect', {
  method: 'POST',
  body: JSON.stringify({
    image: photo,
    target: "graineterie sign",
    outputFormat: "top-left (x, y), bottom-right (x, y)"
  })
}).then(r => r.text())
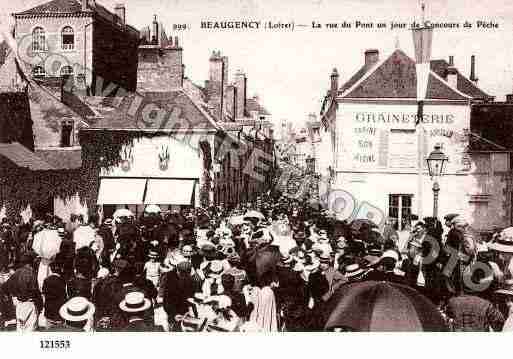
top-left (339, 104), bottom-right (468, 172)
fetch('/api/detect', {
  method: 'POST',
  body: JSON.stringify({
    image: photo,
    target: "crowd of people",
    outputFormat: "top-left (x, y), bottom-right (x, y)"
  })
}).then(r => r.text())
top-left (1, 195), bottom-right (513, 332)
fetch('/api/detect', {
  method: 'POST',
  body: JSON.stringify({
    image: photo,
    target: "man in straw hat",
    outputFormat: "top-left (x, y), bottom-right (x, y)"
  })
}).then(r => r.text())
top-left (52, 296), bottom-right (95, 332)
top-left (495, 279), bottom-right (513, 331)
top-left (119, 291), bottom-right (160, 331)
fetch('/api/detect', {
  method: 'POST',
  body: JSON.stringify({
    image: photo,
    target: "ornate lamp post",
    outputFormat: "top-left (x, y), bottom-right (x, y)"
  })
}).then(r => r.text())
top-left (426, 144), bottom-right (448, 218)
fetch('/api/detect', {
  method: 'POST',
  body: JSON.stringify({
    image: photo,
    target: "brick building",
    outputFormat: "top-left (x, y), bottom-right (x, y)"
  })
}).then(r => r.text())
top-left (13, 0), bottom-right (139, 93)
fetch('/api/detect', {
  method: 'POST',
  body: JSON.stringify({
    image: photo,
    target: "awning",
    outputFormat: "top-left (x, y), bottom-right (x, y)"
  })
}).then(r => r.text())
top-left (144, 179), bottom-right (196, 205)
top-left (97, 178), bottom-right (147, 205)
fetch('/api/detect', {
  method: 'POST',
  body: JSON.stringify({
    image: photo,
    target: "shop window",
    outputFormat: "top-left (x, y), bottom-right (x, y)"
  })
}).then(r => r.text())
top-left (61, 26), bottom-right (74, 50)
top-left (388, 194), bottom-right (413, 231)
top-left (32, 27), bottom-right (46, 52)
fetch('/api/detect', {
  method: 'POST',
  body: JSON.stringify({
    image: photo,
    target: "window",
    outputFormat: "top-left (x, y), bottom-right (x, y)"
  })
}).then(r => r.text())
top-left (32, 27), bottom-right (46, 52)
top-left (61, 26), bottom-right (74, 50)
top-left (32, 66), bottom-right (46, 78)
top-left (60, 66), bottom-right (74, 77)
top-left (61, 121), bottom-right (73, 147)
top-left (388, 194), bottom-right (413, 231)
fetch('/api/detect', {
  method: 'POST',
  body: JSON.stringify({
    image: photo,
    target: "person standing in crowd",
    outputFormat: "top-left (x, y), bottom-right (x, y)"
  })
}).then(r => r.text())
top-left (119, 291), bottom-right (160, 331)
top-left (144, 251), bottom-right (161, 289)
top-left (248, 271), bottom-right (279, 332)
top-left (53, 297), bottom-right (95, 332)
top-left (4, 253), bottom-right (43, 332)
top-left (446, 289), bottom-right (505, 332)
top-left (42, 253), bottom-right (67, 329)
top-left (73, 215), bottom-right (97, 250)
top-left (163, 261), bottom-right (195, 330)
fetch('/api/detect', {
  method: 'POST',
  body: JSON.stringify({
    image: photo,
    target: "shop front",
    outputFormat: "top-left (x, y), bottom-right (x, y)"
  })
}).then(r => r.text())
top-left (91, 133), bottom-right (212, 219)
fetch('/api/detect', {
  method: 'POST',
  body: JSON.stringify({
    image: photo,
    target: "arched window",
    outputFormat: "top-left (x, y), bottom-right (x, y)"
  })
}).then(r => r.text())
top-left (32, 66), bottom-right (46, 78)
top-left (61, 26), bottom-right (74, 50)
top-left (32, 27), bottom-right (46, 52)
top-left (60, 66), bottom-right (74, 77)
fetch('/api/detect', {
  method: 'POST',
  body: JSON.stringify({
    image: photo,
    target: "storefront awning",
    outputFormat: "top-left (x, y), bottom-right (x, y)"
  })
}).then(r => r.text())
top-left (144, 179), bottom-right (196, 205)
top-left (97, 178), bottom-right (147, 205)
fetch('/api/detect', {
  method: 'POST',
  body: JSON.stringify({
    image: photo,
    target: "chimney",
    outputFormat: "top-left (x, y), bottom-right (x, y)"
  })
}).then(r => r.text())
top-left (152, 15), bottom-right (159, 44)
top-left (330, 68), bottom-right (339, 95)
top-left (82, 0), bottom-right (88, 11)
top-left (174, 36), bottom-right (179, 48)
top-left (470, 55), bottom-right (478, 83)
top-left (235, 69), bottom-right (247, 119)
top-left (115, 4), bottom-right (126, 27)
top-left (225, 85), bottom-right (237, 122)
top-left (448, 56), bottom-right (454, 66)
top-left (207, 51), bottom-right (225, 121)
top-left (137, 17), bottom-right (183, 92)
top-left (364, 49), bottom-right (379, 67)
top-left (447, 66), bottom-right (458, 89)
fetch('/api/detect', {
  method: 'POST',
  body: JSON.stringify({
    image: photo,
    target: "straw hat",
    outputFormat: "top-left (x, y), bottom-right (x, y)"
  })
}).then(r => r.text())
top-left (119, 292), bottom-right (151, 313)
top-left (59, 297), bottom-right (95, 322)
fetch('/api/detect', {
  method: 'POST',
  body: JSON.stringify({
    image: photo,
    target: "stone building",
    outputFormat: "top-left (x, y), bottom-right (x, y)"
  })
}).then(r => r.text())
top-left (320, 47), bottom-right (509, 236)
top-left (79, 16), bottom-right (275, 215)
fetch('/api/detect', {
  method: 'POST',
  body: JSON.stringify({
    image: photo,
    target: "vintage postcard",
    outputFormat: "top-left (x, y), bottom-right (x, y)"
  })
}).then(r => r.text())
top-left (0, 0), bottom-right (512, 349)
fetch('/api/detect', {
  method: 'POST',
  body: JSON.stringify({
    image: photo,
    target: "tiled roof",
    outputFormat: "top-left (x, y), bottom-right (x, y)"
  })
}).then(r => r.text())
top-left (246, 97), bottom-right (270, 116)
top-left (35, 148), bottom-right (82, 169)
top-left (470, 103), bottom-right (513, 150)
top-left (16, 0), bottom-right (86, 15)
top-left (340, 64), bottom-right (371, 93)
top-left (343, 50), bottom-right (470, 101)
top-left (0, 142), bottom-right (54, 171)
top-left (430, 60), bottom-right (493, 100)
top-left (86, 90), bottom-right (219, 130)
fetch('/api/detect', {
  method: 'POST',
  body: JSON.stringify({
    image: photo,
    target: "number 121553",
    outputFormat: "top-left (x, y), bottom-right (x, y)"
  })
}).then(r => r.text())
top-left (40, 340), bottom-right (70, 349)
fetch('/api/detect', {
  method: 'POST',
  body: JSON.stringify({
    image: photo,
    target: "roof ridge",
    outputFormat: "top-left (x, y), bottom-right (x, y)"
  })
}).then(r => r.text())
top-left (341, 49), bottom-right (398, 97)
top-left (178, 89), bottom-right (221, 130)
top-left (429, 69), bottom-right (472, 100)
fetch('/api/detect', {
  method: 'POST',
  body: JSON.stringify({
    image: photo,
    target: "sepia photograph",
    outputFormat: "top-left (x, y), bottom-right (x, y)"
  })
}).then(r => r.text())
top-left (0, 0), bottom-right (512, 341)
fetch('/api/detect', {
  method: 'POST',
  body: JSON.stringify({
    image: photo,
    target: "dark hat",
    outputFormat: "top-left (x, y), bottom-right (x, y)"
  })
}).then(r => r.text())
top-left (443, 213), bottom-right (459, 222)
top-left (293, 231), bottom-right (306, 240)
top-left (200, 242), bottom-right (217, 256)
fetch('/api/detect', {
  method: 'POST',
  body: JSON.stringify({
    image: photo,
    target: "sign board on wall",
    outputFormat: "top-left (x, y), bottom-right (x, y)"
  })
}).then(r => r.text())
top-left (338, 102), bottom-right (470, 173)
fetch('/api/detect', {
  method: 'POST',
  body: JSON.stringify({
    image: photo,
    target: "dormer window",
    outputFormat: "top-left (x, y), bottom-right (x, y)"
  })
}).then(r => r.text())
top-left (32, 27), bottom-right (46, 52)
top-left (61, 121), bottom-right (73, 147)
top-left (61, 26), bottom-right (74, 50)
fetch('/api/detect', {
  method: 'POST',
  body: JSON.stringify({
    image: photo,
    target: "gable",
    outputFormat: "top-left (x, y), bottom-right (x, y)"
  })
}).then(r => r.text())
top-left (343, 49), bottom-right (469, 101)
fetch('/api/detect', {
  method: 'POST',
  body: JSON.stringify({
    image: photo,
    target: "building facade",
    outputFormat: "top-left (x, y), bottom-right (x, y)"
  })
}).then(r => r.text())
top-left (13, 0), bottom-right (139, 93)
top-left (321, 48), bottom-right (508, 235)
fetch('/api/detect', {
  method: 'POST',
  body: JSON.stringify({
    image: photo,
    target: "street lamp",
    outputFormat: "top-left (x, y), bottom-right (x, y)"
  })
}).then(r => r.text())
top-left (426, 144), bottom-right (448, 218)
